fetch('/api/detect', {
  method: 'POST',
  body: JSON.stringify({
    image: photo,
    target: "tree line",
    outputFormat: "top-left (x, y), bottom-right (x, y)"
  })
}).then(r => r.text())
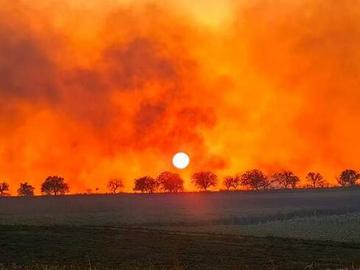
top-left (130, 169), bottom-right (360, 193)
top-left (0, 169), bottom-right (359, 196)
top-left (0, 176), bottom-right (69, 197)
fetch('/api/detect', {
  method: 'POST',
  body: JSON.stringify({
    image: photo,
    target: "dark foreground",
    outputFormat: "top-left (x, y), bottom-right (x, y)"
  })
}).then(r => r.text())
top-left (0, 225), bottom-right (359, 270)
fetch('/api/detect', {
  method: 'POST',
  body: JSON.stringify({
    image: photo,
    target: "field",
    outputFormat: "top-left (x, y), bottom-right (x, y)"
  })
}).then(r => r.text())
top-left (0, 188), bottom-right (360, 269)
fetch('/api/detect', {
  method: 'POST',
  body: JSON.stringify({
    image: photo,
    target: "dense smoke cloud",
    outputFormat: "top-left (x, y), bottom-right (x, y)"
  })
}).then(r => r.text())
top-left (236, 0), bottom-right (360, 175)
top-left (0, 0), bottom-right (359, 193)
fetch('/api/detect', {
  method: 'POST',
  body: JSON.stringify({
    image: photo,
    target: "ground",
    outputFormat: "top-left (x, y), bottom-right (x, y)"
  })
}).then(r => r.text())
top-left (0, 189), bottom-right (359, 269)
top-left (0, 225), bottom-right (359, 269)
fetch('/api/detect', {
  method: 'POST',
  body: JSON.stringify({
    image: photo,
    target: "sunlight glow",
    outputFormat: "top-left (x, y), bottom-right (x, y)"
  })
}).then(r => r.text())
top-left (172, 152), bottom-right (190, 169)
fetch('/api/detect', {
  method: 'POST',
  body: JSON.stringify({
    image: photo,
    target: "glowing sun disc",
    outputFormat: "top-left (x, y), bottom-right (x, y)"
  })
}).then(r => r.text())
top-left (172, 152), bottom-right (190, 169)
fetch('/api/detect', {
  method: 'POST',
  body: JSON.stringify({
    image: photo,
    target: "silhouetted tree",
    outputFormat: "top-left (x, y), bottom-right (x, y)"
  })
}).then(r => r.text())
top-left (0, 182), bottom-right (9, 196)
top-left (17, 182), bottom-right (34, 196)
top-left (338, 169), bottom-right (360, 187)
top-left (271, 170), bottom-right (299, 189)
top-left (107, 179), bottom-right (124, 194)
top-left (133, 176), bottom-right (157, 193)
top-left (240, 169), bottom-right (269, 191)
top-left (192, 171), bottom-right (217, 191)
top-left (306, 172), bottom-right (326, 188)
top-left (157, 171), bottom-right (184, 192)
top-left (223, 175), bottom-right (241, 191)
top-left (41, 176), bottom-right (69, 195)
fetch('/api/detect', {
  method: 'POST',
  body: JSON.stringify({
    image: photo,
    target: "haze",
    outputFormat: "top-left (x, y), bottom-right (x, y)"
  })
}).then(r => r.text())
top-left (1, 0), bottom-right (359, 193)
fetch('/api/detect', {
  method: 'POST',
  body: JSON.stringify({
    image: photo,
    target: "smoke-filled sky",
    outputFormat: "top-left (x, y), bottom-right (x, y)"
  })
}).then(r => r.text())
top-left (1, 0), bottom-right (360, 193)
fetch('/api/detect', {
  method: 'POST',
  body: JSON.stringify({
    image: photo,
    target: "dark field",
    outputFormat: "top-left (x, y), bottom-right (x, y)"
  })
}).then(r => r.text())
top-left (0, 225), bottom-right (360, 270)
top-left (0, 189), bottom-right (360, 269)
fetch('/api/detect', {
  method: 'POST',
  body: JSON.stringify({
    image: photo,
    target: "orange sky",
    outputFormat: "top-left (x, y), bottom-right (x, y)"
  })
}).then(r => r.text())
top-left (1, 0), bottom-right (360, 194)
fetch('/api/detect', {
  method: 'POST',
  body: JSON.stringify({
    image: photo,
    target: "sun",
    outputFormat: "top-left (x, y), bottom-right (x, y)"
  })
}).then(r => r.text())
top-left (172, 152), bottom-right (190, 169)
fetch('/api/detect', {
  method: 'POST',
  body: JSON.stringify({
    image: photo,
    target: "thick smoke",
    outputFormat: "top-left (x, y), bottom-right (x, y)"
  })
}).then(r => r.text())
top-left (0, 0), bottom-right (360, 193)
top-left (0, 1), bottom-right (221, 192)
top-left (235, 0), bottom-right (360, 176)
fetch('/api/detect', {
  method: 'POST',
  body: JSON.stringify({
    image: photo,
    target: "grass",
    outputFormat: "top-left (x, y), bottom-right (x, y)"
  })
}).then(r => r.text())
top-left (159, 212), bottom-right (360, 243)
top-left (0, 225), bottom-right (359, 269)
top-left (0, 189), bottom-right (360, 269)
top-left (0, 189), bottom-right (359, 242)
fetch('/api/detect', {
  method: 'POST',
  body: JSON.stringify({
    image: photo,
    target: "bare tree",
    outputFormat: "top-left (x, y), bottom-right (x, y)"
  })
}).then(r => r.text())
top-left (41, 176), bottom-right (69, 195)
top-left (0, 182), bottom-right (9, 196)
top-left (133, 176), bottom-right (157, 193)
top-left (192, 171), bottom-right (217, 191)
top-left (157, 171), bottom-right (184, 193)
top-left (306, 172), bottom-right (326, 188)
top-left (240, 169), bottom-right (269, 191)
top-left (17, 182), bottom-right (35, 196)
top-left (338, 169), bottom-right (360, 187)
top-left (271, 170), bottom-right (300, 189)
top-left (223, 175), bottom-right (241, 191)
top-left (107, 179), bottom-right (124, 194)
